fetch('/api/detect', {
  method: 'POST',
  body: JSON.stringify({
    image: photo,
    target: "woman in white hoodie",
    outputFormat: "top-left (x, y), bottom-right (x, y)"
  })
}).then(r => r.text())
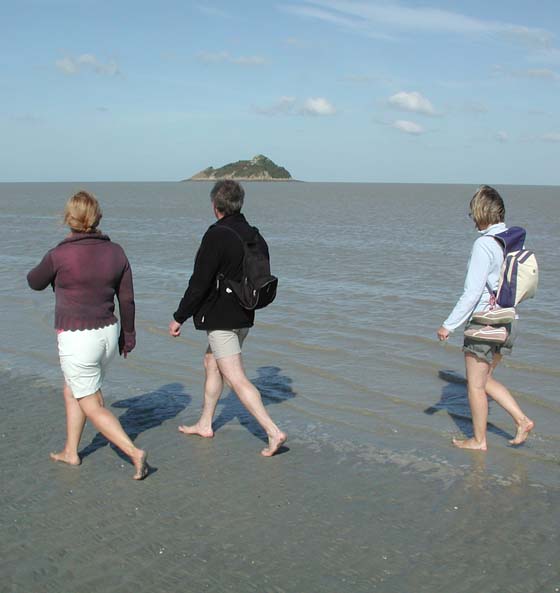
top-left (437, 185), bottom-right (534, 450)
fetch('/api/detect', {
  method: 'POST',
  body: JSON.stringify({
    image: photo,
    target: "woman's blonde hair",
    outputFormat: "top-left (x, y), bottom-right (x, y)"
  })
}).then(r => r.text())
top-left (469, 185), bottom-right (505, 229)
top-left (63, 191), bottom-right (102, 233)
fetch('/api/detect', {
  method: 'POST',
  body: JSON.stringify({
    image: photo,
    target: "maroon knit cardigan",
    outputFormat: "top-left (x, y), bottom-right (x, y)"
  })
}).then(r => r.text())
top-left (27, 233), bottom-right (136, 354)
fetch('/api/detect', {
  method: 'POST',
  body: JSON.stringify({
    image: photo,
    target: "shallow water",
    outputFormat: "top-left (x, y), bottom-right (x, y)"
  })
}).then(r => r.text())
top-left (1, 182), bottom-right (559, 592)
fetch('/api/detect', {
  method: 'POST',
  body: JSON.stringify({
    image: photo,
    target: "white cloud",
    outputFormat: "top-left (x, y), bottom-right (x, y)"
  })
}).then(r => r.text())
top-left (542, 132), bottom-right (560, 142)
top-left (301, 97), bottom-right (337, 116)
top-left (56, 57), bottom-right (78, 75)
top-left (392, 120), bottom-right (424, 135)
top-left (281, 4), bottom-right (395, 40)
top-left (282, 1), bottom-right (554, 48)
top-left (196, 51), bottom-right (228, 63)
top-left (388, 91), bottom-right (436, 115)
top-left (496, 131), bottom-right (509, 143)
top-left (284, 5), bottom-right (365, 30)
top-left (55, 54), bottom-right (120, 76)
top-left (254, 96), bottom-right (336, 116)
top-left (197, 51), bottom-right (266, 65)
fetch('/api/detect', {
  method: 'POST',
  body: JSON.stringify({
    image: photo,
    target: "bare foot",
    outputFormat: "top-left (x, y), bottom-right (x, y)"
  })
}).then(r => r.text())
top-left (452, 437), bottom-right (487, 451)
top-left (509, 418), bottom-right (534, 445)
top-left (132, 450), bottom-right (148, 480)
top-left (261, 431), bottom-right (287, 457)
top-left (178, 423), bottom-right (214, 438)
top-left (50, 450), bottom-right (81, 466)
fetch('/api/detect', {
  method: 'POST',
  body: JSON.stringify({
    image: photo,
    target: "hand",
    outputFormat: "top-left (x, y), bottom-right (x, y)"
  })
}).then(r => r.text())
top-left (118, 332), bottom-right (132, 358)
top-left (437, 326), bottom-right (450, 341)
top-left (169, 320), bottom-right (182, 337)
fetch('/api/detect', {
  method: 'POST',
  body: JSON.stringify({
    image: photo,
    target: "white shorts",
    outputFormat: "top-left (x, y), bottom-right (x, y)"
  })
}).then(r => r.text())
top-left (57, 323), bottom-right (118, 398)
top-left (206, 328), bottom-right (249, 360)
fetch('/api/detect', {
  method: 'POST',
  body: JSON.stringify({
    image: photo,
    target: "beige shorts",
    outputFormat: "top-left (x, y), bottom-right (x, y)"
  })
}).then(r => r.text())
top-left (206, 328), bottom-right (249, 360)
top-left (57, 323), bottom-right (118, 398)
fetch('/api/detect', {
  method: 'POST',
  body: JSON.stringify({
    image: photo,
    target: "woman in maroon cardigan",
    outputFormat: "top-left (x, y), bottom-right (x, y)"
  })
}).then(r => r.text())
top-left (28, 191), bottom-right (148, 480)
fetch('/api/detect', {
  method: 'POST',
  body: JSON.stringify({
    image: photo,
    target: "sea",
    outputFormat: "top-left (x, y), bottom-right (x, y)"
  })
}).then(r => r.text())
top-left (1, 181), bottom-right (559, 593)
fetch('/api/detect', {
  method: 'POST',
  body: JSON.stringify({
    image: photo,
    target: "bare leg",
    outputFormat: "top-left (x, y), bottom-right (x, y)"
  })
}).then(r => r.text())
top-left (486, 355), bottom-right (534, 445)
top-left (50, 382), bottom-right (85, 466)
top-left (78, 390), bottom-right (148, 480)
top-left (453, 353), bottom-right (489, 450)
top-left (179, 353), bottom-right (223, 438)
top-left (216, 353), bottom-right (287, 456)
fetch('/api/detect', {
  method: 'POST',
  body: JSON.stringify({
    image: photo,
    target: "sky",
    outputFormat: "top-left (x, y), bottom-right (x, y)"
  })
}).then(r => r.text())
top-left (1, 0), bottom-right (559, 184)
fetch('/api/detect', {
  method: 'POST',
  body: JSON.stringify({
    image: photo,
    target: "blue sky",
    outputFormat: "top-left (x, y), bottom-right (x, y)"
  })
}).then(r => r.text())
top-left (1, 0), bottom-right (559, 183)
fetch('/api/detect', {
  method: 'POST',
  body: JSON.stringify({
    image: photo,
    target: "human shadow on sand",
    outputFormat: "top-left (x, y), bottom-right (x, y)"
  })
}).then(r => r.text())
top-left (79, 382), bottom-right (191, 463)
top-left (209, 366), bottom-right (296, 454)
top-left (424, 369), bottom-right (513, 440)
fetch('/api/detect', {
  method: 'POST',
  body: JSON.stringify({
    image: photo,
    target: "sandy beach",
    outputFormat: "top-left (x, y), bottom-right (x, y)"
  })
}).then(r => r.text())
top-left (1, 368), bottom-right (559, 593)
top-left (1, 181), bottom-right (559, 592)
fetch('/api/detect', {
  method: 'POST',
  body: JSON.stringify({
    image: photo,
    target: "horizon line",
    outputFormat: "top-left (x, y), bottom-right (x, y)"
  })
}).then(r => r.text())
top-left (1, 180), bottom-right (559, 187)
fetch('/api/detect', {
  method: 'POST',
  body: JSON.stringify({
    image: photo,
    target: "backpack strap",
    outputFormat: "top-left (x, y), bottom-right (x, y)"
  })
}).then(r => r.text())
top-left (213, 224), bottom-right (259, 290)
top-left (217, 223), bottom-right (242, 243)
top-left (212, 225), bottom-right (244, 290)
top-left (492, 226), bottom-right (526, 252)
top-left (216, 222), bottom-right (259, 244)
top-left (486, 281), bottom-right (497, 308)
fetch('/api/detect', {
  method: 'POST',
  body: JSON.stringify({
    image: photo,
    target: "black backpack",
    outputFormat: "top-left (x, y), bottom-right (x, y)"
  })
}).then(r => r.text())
top-left (218, 225), bottom-right (278, 310)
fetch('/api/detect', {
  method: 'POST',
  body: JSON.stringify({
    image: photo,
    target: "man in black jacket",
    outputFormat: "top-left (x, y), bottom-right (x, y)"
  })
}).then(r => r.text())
top-left (168, 180), bottom-right (287, 456)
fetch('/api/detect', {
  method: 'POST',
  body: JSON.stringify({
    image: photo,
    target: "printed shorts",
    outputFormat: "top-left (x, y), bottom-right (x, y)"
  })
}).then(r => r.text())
top-left (463, 319), bottom-right (518, 365)
top-left (206, 328), bottom-right (249, 360)
top-left (57, 323), bottom-right (118, 398)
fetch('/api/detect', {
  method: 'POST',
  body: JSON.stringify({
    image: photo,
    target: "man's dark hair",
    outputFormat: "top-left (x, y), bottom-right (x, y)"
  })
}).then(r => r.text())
top-left (210, 180), bottom-right (245, 216)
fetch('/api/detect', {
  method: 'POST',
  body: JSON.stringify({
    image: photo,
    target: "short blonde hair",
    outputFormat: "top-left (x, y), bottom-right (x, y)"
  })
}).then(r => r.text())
top-left (469, 185), bottom-right (505, 229)
top-left (63, 191), bottom-right (102, 233)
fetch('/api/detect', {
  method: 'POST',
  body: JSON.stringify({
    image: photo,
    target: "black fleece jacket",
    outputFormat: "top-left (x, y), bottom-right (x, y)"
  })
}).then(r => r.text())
top-left (173, 213), bottom-right (269, 330)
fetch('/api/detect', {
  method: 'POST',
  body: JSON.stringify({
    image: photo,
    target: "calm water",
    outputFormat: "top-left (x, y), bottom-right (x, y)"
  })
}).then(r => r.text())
top-left (1, 181), bottom-right (559, 482)
top-left (2, 182), bottom-right (560, 592)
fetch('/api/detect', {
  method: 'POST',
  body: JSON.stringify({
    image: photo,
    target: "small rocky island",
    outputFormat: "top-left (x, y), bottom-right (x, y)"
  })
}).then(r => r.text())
top-left (187, 154), bottom-right (293, 181)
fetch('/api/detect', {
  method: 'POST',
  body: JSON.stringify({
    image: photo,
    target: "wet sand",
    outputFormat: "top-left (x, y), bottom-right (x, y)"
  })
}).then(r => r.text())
top-left (2, 181), bottom-right (560, 591)
top-left (1, 370), bottom-right (559, 593)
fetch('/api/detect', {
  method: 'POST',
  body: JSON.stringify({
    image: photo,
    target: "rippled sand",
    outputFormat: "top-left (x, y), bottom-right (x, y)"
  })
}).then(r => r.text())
top-left (1, 370), bottom-right (559, 593)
